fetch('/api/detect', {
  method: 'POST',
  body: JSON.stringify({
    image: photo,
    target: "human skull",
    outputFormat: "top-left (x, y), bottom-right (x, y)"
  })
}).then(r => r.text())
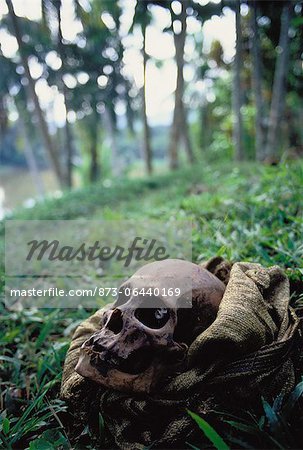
top-left (75, 259), bottom-right (225, 393)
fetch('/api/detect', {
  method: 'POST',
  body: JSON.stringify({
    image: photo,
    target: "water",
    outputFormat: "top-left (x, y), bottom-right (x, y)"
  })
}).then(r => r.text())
top-left (0, 167), bottom-right (58, 218)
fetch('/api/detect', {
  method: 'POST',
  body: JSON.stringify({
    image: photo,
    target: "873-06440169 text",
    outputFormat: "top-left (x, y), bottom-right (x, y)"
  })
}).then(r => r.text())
top-left (9, 286), bottom-right (182, 298)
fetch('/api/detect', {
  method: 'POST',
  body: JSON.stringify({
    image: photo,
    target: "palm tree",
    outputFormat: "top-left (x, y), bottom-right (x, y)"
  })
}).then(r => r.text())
top-left (67, 0), bottom-right (125, 182)
top-left (5, 0), bottom-right (63, 185)
top-left (142, 12), bottom-right (153, 174)
top-left (250, 0), bottom-right (265, 161)
top-left (132, 1), bottom-right (153, 174)
top-left (233, 0), bottom-right (244, 161)
top-left (265, 1), bottom-right (292, 163)
top-left (0, 51), bottom-right (45, 197)
top-left (168, 0), bottom-right (194, 169)
top-left (53, 0), bottom-right (76, 188)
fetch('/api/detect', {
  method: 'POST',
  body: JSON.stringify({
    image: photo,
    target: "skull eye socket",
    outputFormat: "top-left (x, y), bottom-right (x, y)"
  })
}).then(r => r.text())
top-left (135, 307), bottom-right (170, 329)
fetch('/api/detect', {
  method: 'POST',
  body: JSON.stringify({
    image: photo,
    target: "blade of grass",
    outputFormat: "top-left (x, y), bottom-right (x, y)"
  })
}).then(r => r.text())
top-left (188, 410), bottom-right (230, 450)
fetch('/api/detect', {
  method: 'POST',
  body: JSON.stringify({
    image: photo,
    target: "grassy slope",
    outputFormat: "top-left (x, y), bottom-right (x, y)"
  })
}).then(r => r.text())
top-left (0, 160), bottom-right (302, 448)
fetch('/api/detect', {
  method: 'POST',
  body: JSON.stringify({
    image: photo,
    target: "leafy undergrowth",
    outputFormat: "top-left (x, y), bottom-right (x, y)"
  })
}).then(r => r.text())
top-left (0, 160), bottom-right (303, 448)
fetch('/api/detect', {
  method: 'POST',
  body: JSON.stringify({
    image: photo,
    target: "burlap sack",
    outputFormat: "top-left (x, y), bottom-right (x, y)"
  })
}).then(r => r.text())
top-left (60, 260), bottom-right (300, 449)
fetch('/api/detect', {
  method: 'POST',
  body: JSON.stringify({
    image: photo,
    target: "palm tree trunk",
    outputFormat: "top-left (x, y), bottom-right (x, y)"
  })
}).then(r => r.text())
top-left (55, 0), bottom-right (75, 188)
top-left (5, 0), bottom-right (63, 185)
top-left (89, 118), bottom-right (99, 183)
top-left (20, 118), bottom-right (45, 198)
top-left (250, 0), bottom-right (265, 161)
top-left (142, 22), bottom-right (152, 175)
top-left (265, 2), bottom-right (291, 163)
top-left (181, 102), bottom-right (194, 163)
top-left (126, 92), bottom-right (135, 136)
top-left (104, 106), bottom-right (120, 177)
top-left (169, 102), bottom-right (182, 170)
top-left (169, 0), bottom-right (193, 169)
top-left (0, 97), bottom-right (8, 136)
top-left (64, 120), bottom-right (74, 187)
top-left (233, 0), bottom-right (244, 161)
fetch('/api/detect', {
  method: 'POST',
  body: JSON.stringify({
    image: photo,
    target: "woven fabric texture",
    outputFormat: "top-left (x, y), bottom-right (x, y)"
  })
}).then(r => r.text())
top-left (60, 260), bottom-right (300, 449)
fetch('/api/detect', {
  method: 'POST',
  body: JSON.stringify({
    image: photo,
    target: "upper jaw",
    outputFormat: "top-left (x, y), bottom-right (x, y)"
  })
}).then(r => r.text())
top-left (75, 341), bottom-right (188, 393)
top-left (75, 347), bottom-right (157, 393)
top-left (79, 343), bottom-right (157, 375)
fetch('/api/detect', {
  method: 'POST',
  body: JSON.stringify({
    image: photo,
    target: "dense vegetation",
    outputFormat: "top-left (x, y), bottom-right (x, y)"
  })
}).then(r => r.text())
top-left (1, 0), bottom-right (303, 448)
top-left (1, 160), bottom-right (302, 448)
top-left (1, 0), bottom-right (303, 192)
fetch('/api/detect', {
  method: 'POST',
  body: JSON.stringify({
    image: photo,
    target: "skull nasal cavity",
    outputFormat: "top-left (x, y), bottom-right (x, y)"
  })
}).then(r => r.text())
top-left (106, 308), bottom-right (123, 334)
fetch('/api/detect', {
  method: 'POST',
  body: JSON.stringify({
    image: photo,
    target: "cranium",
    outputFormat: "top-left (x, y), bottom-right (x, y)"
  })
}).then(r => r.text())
top-left (75, 259), bottom-right (225, 393)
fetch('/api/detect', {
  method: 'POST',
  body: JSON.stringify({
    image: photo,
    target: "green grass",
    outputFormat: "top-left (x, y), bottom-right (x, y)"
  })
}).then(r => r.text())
top-left (0, 160), bottom-right (303, 448)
